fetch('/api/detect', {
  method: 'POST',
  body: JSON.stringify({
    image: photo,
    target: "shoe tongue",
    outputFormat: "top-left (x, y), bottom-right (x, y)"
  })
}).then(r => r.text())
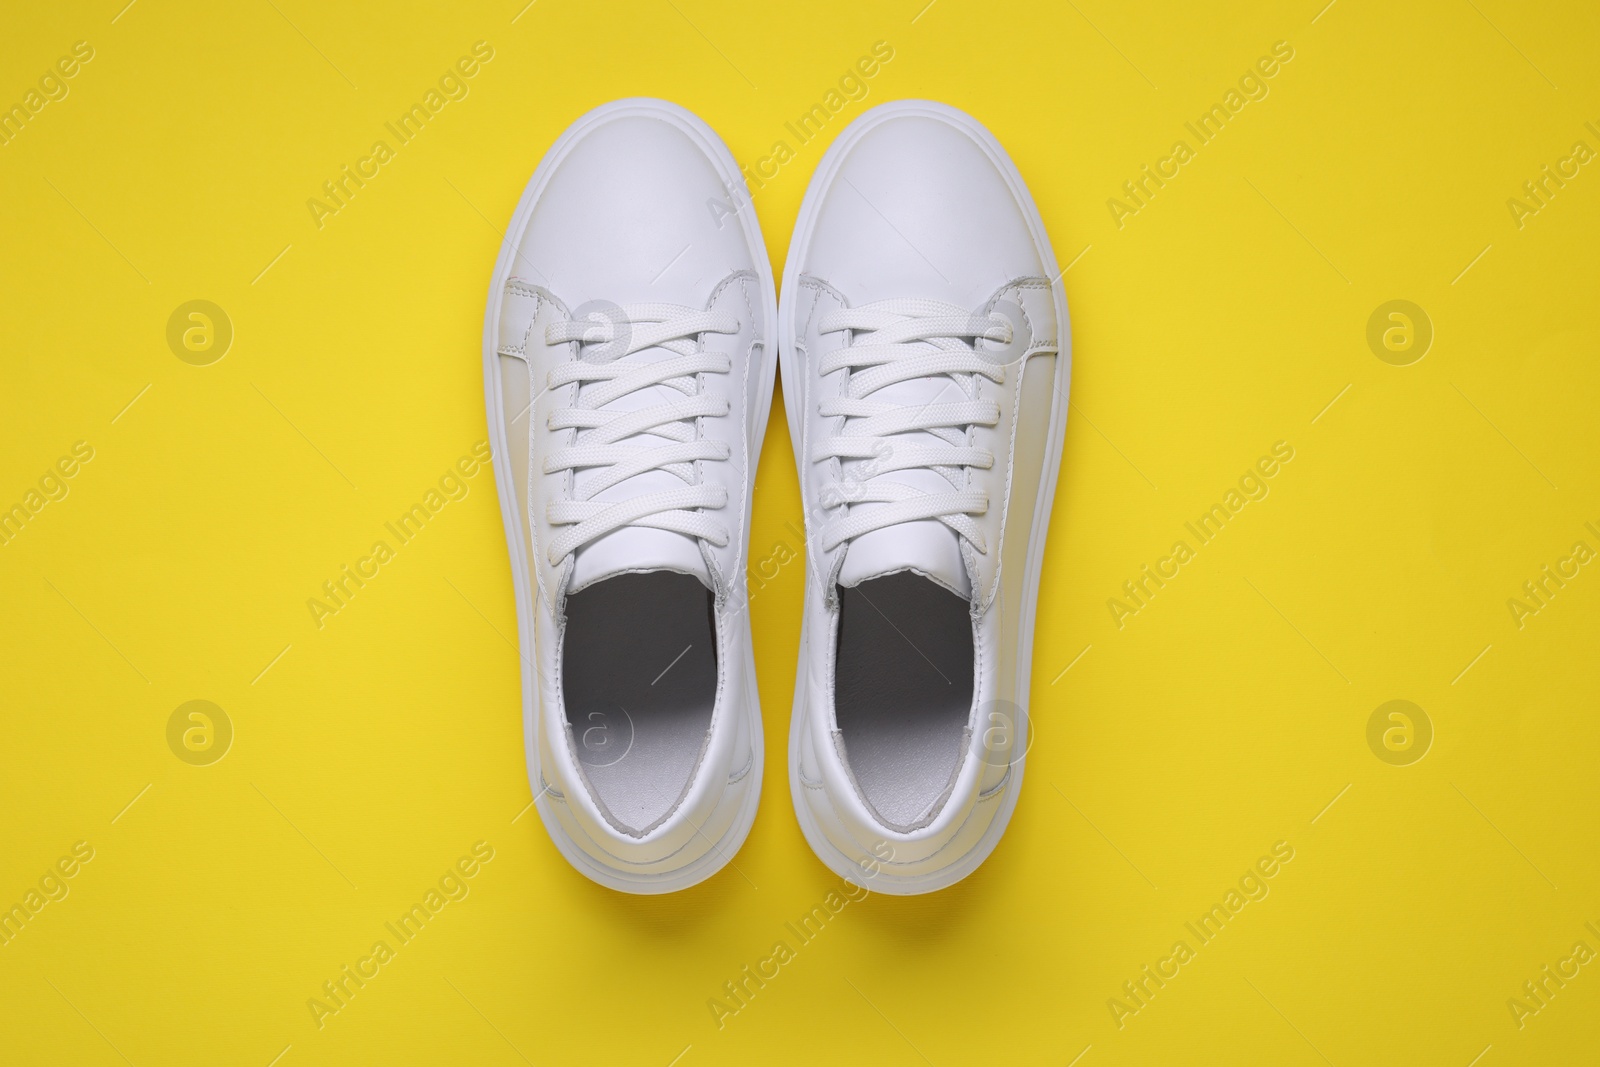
top-left (568, 527), bottom-right (711, 593)
top-left (564, 336), bottom-right (714, 596)
top-left (834, 370), bottom-right (973, 600)
top-left (837, 521), bottom-right (971, 598)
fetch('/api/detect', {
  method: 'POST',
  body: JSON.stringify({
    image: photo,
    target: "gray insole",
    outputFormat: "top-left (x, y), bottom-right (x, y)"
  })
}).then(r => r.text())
top-left (834, 572), bottom-right (974, 829)
top-left (562, 571), bottom-right (717, 834)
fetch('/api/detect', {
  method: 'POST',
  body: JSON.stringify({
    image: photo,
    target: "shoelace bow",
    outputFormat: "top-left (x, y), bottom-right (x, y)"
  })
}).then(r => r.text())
top-left (542, 303), bottom-right (738, 566)
top-left (816, 299), bottom-right (1010, 555)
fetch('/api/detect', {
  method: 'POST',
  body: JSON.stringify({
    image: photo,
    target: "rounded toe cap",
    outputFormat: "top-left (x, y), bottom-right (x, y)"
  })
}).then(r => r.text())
top-left (518, 102), bottom-right (755, 305)
top-left (801, 103), bottom-right (1048, 307)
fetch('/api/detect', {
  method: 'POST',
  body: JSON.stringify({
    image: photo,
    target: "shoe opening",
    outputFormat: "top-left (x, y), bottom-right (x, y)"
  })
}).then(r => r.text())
top-left (834, 571), bottom-right (974, 831)
top-left (562, 571), bottom-right (718, 835)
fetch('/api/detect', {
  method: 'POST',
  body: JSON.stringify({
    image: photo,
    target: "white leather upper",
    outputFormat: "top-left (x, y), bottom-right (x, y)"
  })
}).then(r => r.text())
top-left (500, 111), bottom-right (764, 604)
top-left (797, 115), bottom-right (1050, 308)
top-left (490, 101), bottom-right (770, 881)
top-left (783, 101), bottom-right (1066, 888)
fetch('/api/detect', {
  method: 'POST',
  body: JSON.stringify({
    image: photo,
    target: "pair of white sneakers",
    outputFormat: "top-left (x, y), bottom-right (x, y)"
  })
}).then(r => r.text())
top-left (483, 98), bottom-right (1070, 896)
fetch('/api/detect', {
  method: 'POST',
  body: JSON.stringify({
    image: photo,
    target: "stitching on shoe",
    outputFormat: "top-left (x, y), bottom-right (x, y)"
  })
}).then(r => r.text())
top-left (502, 281), bottom-right (570, 611)
top-left (498, 282), bottom-right (543, 357)
top-left (705, 269), bottom-right (760, 590)
top-left (796, 276), bottom-right (852, 595)
top-left (726, 748), bottom-right (754, 784)
top-left (540, 276), bottom-right (746, 843)
top-left (978, 763), bottom-right (1011, 799)
top-left (974, 277), bottom-right (1055, 609)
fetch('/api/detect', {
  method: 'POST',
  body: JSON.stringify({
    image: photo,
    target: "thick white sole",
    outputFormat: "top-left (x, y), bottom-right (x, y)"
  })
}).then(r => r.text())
top-left (777, 99), bottom-right (1072, 895)
top-left (482, 98), bottom-right (778, 895)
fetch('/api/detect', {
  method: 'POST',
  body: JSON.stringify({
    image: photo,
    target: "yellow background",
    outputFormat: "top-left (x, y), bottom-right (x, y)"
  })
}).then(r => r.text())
top-left (2, 1), bottom-right (1597, 1063)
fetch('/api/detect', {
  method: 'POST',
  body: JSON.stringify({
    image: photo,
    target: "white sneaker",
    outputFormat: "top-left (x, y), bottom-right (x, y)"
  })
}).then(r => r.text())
top-left (779, 101), bottom-right (1071, 894)
top-left (483, 99), bottom-right (776, 893)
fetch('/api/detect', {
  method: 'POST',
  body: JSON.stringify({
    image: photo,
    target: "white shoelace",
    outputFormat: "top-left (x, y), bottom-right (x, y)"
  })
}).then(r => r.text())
top-left (815, 299), bottom-right (1009, 555)
top-left (542, 303), bottom-right (738, 566)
